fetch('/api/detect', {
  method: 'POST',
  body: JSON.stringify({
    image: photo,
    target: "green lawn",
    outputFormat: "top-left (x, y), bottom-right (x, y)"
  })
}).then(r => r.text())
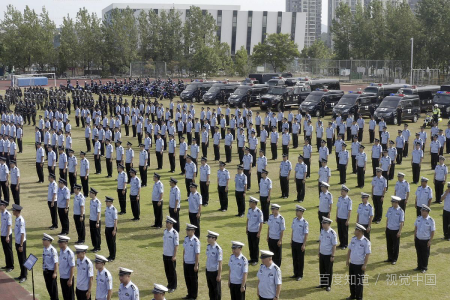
top-left (2, 92), bottom-right (449, 299)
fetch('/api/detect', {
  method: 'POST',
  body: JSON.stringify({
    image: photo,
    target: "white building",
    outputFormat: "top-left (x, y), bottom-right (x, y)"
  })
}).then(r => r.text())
top-left (102, 3), bottom-right (307, 55)
top-left (286, 0), bottom-right (322, 48)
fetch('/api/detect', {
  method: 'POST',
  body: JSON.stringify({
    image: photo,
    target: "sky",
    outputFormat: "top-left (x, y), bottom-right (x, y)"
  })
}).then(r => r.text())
top-left (3, 0), bottom-right (328, 28)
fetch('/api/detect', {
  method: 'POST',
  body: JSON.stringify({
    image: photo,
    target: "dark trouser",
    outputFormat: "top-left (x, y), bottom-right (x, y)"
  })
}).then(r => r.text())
top-left (125, 125), bottom-right (129, 136)
top-left (164, 255), bottom-right (177, 290)
top-left (137, 133), bottom-right (143, 145)
top-left (0, 181), bottom-right (8, 203)
top-left (351, 155), bottom-right (357, 173)
top-left (280, 176), bottom-right (289, 197)
top-left (412, 163), bottom-right (421, 183)
top-left (200, 181), bottom-right (209, 205)
top-left (304, 158), bottom-right (311, 178)
top-left (80, 176), bottom-right (89, 197)
top-left (94, 156), bottom-right (101, 173)
top-left (369, 130), bottom-right (374, 143)
top-left (18, 139), bottom-right (23, 153)
top-left (152, 200), bottom-right (162, 226)
top-left (415, 237), bottom-right (430, 270)
top-left (43, 270), bottom-right (59, 300)
top-left (389, 163), bottom-right (395, 180)
top-left (271, 143), bottom-right (277, 160)
top-left (230, 283), bottom-right (245, 300)
top-left (399, 200), bottom-right (407, 214)
top-left (48, 201), bottom-right (58, 228)
top-left (75, 288), bottom-right (90, 300)
top-left (89, 220), bottom-right (101, 250)
top-left (357, 166), bottom-right (365, 187)
top-left (189, 212), bottom-right (200, 238)
top-left (156, 152), bottom-right (163, 169)
top-left (59, 169), bottom-right (67, 182)
top-left (358, 128), bottom-right (363, 142)
top-left (185, 178), bottom-right (193, 198)
top-left (319, 253), bottom-right (333, 287)
top-left (235, 191), bottom-right (245, 216)
top-left (327, 138), bottom-right (333, 154)
top-left (443, 210), bottom-right (450, 239)
top-left (396, 148), bottom-right (403, 164)
top-left (74, 214), bottom-right (85, 243)
top-left (349, 263), bottom-right (364, 300)
top-left (339, 164), bottom-right (347, 184)
top-left (260, 196), bottom-right (269, 222)
top-left (372, 158), bottom-right (379, 177)
top-left (260, 142), bottom-right (266, 154)
top-left (58, 207), bottom-right (70, 234)
top-left (218, 186), bottom-right (228, 210)
top-left (1, 234), bottom-right (14, 268)
top-left (373, 195), bottom-right (383, 222)
top-left (447, 139), bottom-right (450, 154)
top-left (105, 226), bottom-right (116, 260)
top-left (431, 152), bottom-right (439, 170)
top-left (292, 241), bottom-right (305, 278)
top-left (139, 166), bottom-right (147, 186)
top-left (416, 206), bottom-right (423, 217)
top-left (202, 143), bottom-right (208, 158)
top-left (10, 184), bottom-right (20, 205)
top-left (293, 134), bottom-right (298, 148)
top-left (318, 211), bottom-right (329, 232)
top-left (169, 207), bottom-right (180, 232)
top-left (296, 178), bottom-right (305, 202)
top-left (206, 270), bottom-right (221, 300)
top-left (106, 158), bottom-right (113, 177)
top-left (435, 180), bottom-right (444, 203)
top-left (169, 153), bottom-right (175, 172)
top-left (214, 144), bottom-right (220, 161)
top-left (244, 170), bottom-right (251, 190)
top-left (128, 195), bottom-right (139, 220)
top-left (36, 162), bottom-right (44, 182)
top-left (257, 172), bottom-right (262, 191)
top-left (187, 132), bottom-right (192, 145)
top-left (386, 228), bottom-right (400, 262)
top-left (184, 263), bottom-right (198, 299)
top-left (337, 217), bottom-right (349, 247)
top-left (60, 277), bottom-right (74, 300)
top-left (118, 189), bottom-right (127, 213)
top-left (247, 231), bottom-right (260, 264)
top-left (125, 163), bottom-right (131, 182)
top-left (238, 147), bottom-right (244, 164)
top-left (268, 238), bottom-right (282, 267)
top-left (132, 125), bottom-right (136, 137)
top-left (256, 125), bottom-right (260, 137)
top-left (347, 127), bottom-right (351, 140)
top-left (440, 146), bottom-right (444, 156)
top-left (316, 138), bottom-right (321, 151)
top-left (85, 138), bottom-right (91, 152)
top-left (250, 150), bottom-right (256, 167)
top-left (180, 155), bottom-right (186, 174)
top-left (283, 144), bottom-right (289, 155)
top-left (15, 242), bottom-right (27, 278)
top-left (403, 141), bottom-right (409, 156)
top-left (68, 172), bottom-right (76, 193)
top-left (225, 145), bottom-right (232, 162)
top-left (360, 223), bottom-right (370, 240)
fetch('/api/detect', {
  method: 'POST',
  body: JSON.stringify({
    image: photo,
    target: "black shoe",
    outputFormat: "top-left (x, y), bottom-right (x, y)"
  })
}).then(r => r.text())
top-left (290, 275), bottom-right (297, 279)
top-left (315, 285), bottom-right (324, 289)
top-left (384, 259), bottom-right (391, 262)
top-left (5, 268), bottom-right (13, 272)
top-left (413, 267), bottom-right (421, 271)
top-left (168, 289), bottom-right (175, 293)
top-left (392, 261), bottom-right (397, 265)
top-left (19, 278), bottom-right (27, 283)
top-left (326, 287), bottom-right (331, 292)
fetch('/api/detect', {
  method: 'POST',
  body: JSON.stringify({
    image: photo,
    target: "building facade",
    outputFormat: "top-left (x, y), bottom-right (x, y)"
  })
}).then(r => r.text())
top-left (102, 3), bottom-right (306, 55)
top-left (286, 0), bottom-right (322, 48)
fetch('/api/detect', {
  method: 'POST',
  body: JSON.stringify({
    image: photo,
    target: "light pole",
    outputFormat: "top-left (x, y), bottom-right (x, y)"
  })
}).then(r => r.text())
top-left (410, 38), bottom-right (414, 84)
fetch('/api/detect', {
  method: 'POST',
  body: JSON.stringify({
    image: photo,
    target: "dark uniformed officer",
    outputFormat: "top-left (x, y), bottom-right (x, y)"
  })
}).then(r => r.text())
top-left (118, 267), bottom-right (139, 300)
top-left (67, 150), bottom-right (77, 193)
top-left (228, 241), bottom-right (248, 300)
top-left (130, 169), bottom-right (142, 222)
top-left (163, 216), bottom-right (179, 293)
top-left (75, 245), bottom-right (94, 300)
top-left (169, 178), bottom-right (181, 232)
top-left (371, 168), bottom-right (387, 223)
top-left (42, 233), bottom-right (59, 300)
top-left (317, 217), bottom-right (337, 292)
top-left (243, 148), bottom-right (253, 190)
top-left (1, 200), bottom-right (14, 272)
top-left (415, 177), bottom-right (433, 217)
top-left (414, 204), bottom-right (435, 273)
top-left (217, 162), bottom-right (230, 212)
top-left (346, 224), bottom-right (371, 300)
top-left (356, 193), bottom-right (373, 240)
top-left (338, 143), bottom-right (349, 184)
top-left (183, 224), bottom-right (200, 300)
top-left (257, 250), bottom-right (282, 300)
top-left (443, 183), bottom-right (450, 240)
top-left (267, 204), bottom-right (285, 267)
top-left (371, 139), bottom-right (382, 177)
top-left (104, 197), bottom-right (118, 262)
top-left (57, 235), bottom-right (75, 300)
top-left (385, 196), bottom-right (404, 265)
top-left (188, 183), bottom-right (202, 238)
top-left (57, 178), bottom-right (70, 235)
top-left (336, 185), bottom-right (352, 249)
top-left (205, 230), bottom-right (223, 300)
top-left (12, 204), bottom-right (26, 282)
top-left (89, 188), bottom-right (102, 252)
top-left (235, 165), bottom-right (247, 217)
top-left (246, 197), bottom-right (263, 266)
top-left (290, 205), bottom-right (308, 281)
top-left (117, 164), bottom-right (128, 214)
top-left (94, 254), bottom-right (113, 300)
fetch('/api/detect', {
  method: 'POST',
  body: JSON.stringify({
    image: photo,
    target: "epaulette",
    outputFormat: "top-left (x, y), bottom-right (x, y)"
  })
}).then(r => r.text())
top-left (131, 284), bottom-right (136, 290)
top-left (280, 215), bottom-right (284, 219)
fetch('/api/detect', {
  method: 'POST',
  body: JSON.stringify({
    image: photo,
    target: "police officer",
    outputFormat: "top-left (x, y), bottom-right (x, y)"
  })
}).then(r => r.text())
top-left (217, 162), bottom-right (230, 212)
top-left (139, 144), bottom-right (148, 186)
top-left (68, 150), bottom-right (77, 193)
top-left (118, 267), bottom-right (139, 300)
top-left (89, 188), bottom-right (101, 252)
top-left (169, 178), bottom-right (181, 232)
top-left (1, 200), bottom-right (13, 272)
top-left (188, 183), bottom-right (202, 238)
top-left (294, 155), bottom-right (307, 202)
top-left (213, 127), bottom-right (221, 161)
top-left (57, 178), bottom-right (70, 235)
top-left (130, 169), bottom-right (142, 222)
top-left (94, 255), bottom-right (112, 300)
top-left (117, 164), bottom-right (127, 215)
top-left (152, 283), bottom-right (168, 300)
top-left (434, 156), bottom-right (447, 204)
top-left (371, 168), bottom-right (387, 223)
top-left (224, 128), bottom-right (233, 163)
top-left (338, 143), bottom-right (349, 184)
top-left (79, 151), bottom-right (90, 197)
top-left (279, 154), bottom-right (292, 199)
top-left (12, 204), bottom-right (26, 282)
top-left (317, 217), bottom-right (337, 292)
top-left (234, 165), bottom-right (247, 217)
top-left (163, 216), bottom-right (179, 293)
top-left (246, 197), bottom-right (263, 266)
top-left (257, 250), bottom-right (282, 300)
top-left (270, 126), bottom-right (279, 160)
top-left (104, 196), bottom-right (118, 262)
top-left (442, 183), bottom-right (450, 240)
top-left (371, 139), bottom-right (382, 177)
top-left (168, 135), bottom-right (176, 173)
top-left (395, 172), bottom-right (410, 213)
top-left (183, 224), bottom-right (200, 300)
top-left (42, 233), bottom-right (59, 300)
top-left (199, 157), bottom-right (211, 206)
top-left (228, 241), bottom-right (248, 300)
top-left (411, 141), bottom-right (424, 184)
top-left (336, 185), bottom-right (352, 249)
top-left (155, 133), bottom-right (164, 170)
top-left (36, 142), bottom-right (45, 183)
top-left (291, 205), bottom-right (308, 281)
top-left (385, 196), bottom-right (404, 265)
top-left (58, 235), bottom-right (75, 300)
top-left (74, 244), bottom-right (94, 300)
top-left (243, 148), bottom-right (253, 190)
top-left (105, 139), bottom-right (113, 178)
top-left (415, 177), bottom-right (433, 217)
top-left (355, 145), bottom-right (366, 188)
top-left (346, 224), bottom-right (371, 300)
top-left (430, 134), bottom-right (440, 170)
top-left (9, 160), bottom-right (20, 205)
top-left (205, 230), bottom-right (222, 300)
top-left (318, 182), bottom-right (333, 233)
top-left (184, 155), bottom-right (197, 199)
top-left (0, 157), bottom-right (9, 203)
top-left (356, 193), bottom-right (373, 240)
top-left (414, 204), bottom-right (435, 273)
top-left (48, 173), bottom-right (58, 230)
top-left (267, 204), bottom-right (285, 267)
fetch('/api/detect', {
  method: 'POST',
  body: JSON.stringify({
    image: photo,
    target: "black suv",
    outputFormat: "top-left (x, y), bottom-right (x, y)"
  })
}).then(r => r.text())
top-left (228, 84), bottom-right (269, 108)
top-left (374, 94), bottom-right (420, 124)
top-left (180, 82), bottom-right (215, 102)
top-left (397, 85), bottom-right (440, 112)
top-left (284, 85), bottom-right (311, 108)
top-left (260, 86), bottom-right (291, 111)
top-left (333, 92), bottom-right (378, 118)
top-left (202, 83), bottom-right (240, 105)
top-left (433, 91), bottom-right (450, 117)
top-left (299, 90), bottom-right (344, 117)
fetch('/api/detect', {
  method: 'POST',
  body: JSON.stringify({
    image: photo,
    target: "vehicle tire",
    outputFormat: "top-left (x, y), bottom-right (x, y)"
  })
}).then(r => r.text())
top-left (277, 102), bottom-right (284, 112)
top-left (413, 114), bottom-right (418, 123)
top-left (315, 110), bottom-right (321, 117)
top-left (393, 117), bottom-right (398, 125)
top-left (215, 99), bottom-right (220, 106)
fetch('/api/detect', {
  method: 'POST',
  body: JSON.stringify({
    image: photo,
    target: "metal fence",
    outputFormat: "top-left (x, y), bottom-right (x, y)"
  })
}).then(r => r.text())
top-left (130, 61), bottom-right (167, 78)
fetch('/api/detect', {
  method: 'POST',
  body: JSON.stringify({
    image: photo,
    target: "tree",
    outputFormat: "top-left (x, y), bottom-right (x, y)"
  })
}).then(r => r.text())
top-left (158, 9), bottom-right (183, 66)
top-left (76, 8), bottom-right (102, 74)
top-left (215, 42), bottom-right (234, 76)
top-left (234, 46), bottom-right (251, 76)
top-left (58, 15), bottom-right (78, 76)
top-left (300, 40), bottom-right (332, 59)
top-left (252, 33), bottom-right (300, 72)
top-left (330, 3), bottom-right (352, 60)
top-left (137, 10), bottom-right (160, 61)
top-left (350, 5), bottom-right (374, 59)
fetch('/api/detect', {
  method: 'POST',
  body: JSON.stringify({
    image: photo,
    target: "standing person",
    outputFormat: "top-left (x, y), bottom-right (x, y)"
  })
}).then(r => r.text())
top-left (290, 205), bottom-right (308, 281)
top-left (213, 127), bottom-right (221, 161)
top-left (295, 155), bottom-right (307, 202)
top-left (385, 196), bottom-right (404, 265)
top-left (205, 230), bottom-right (223, 300)
top-left (138, 144), bottom-right (148, 186)
top-left (48, 146), bottom-right (57, 176)
top-left (169, 178), bottom-right (181, 232)
top-left (270, 126), bottom-right (279, 160)
top-left (411, 141), bottom-right (424, 184)
top-left (57, 178), bottom-right (70, 235)
top-left (235, 165), bottom-right (247, 217)
top-left (317, 217), bottom-right (337, 292)
top-left (442, 183), bottom-right (450, 241)
top-left (57, 235), bottom-right (75, 300)
top-left (259, 170), bottom-right (272, 223)
top-left (42, 233), bottom-right (59, 300)
top-left (371, 139), bottom-right (382, 177)
top-left (388, 141), bottom-right (397, 180)
top-left (184, 155), bottom-right (197, 199)
top-left (118, 267), bottom-right (139, 299)
top-left (104, 196), bottom-right (118, 262)
top-left (179, 136), bottom-right (187, 174)
top-left (79, 151), bottom-right (90, 197)
top-left (89, 188), bottom-right (101, 252)
top-left (246, 197), bottom-right (263, 266)
top-left (267, 204), bottom-right (285, 267)
top-left (163, 216), bottom-right (179, 293)
top-left (125, 142), bottom-right (134, 181)
top-left (217, 162), bottom-right (230, 212)
top-left (279, 154), bottom-right (292, 199)
top-left (73, 184), bottom-right (85, 245)
top-left (130, 169), bottom-right (142, 222)
top-left (303, 139), bottom-right (312, 178)
top-left (415, 177), bottom-right (433, 217)
top-left (395, 172), bottom-right (410, 213)
top-left (355, 145), bottom-right (367, 188)
top-left (9, 160), bottom-right (20, 205)
top-left (243, 148), bottom-right (253, 190)
top-left (414, 205), bottom-right (435, 273)
top-left (371, 168), bottom-right (387, 224)
top-left (168, 135), bottom-right (176, 173)
top-left (94, 137), bottom-right (102, 175)
top-left (151, 173), bottom-right (164, 225)
top-left (188, 183), bottom-right (202, 238)
top-left (199, 157), bottom-right (211, 207)
top-left (346, 224), bottom-right (371, 300)
top-left (48, 174), bottom-right (58, 230)
top-left (12, 204), bottom-right (26, 282)
top-left (94, 254), bottom-right (113, 300)
top-left (228, 241), bottom-right (248, 300)
top-left (155, 133), bottom-right (164, 170)
top-left (351, 136), bottom-right (359, 174)
top-left (183, 224), bottom-right (200, 300)
top-left (338, 143), bottom-right (349, 184)
top-left (68, 150), bottom-right (78, 193)
top-left (36, 142), bottom-right (45, 183)
top-left (396, 130), bottom-right (405, 164)
top-left (430, 134), bottom-right (440, 170)
top-left (0, 200), bottom-right (13, 272)
top-left (116, 165), bottom-right (127, 215)
top-left (257, 252), bottom-right (284, 300)
top-left (74, 245), bottom-right (94, 300)
top-left (434, 156), bottom-right (447, 204)
top-left (224, 128), bottom-right (233, 163)
top-left (256, 150), bottom-right (267, 192)
top-left (336, 186), bottom-right (352, 249)
top-left (380, 150), bottom-right (391, 190)
top-left (356, 193), bottom-right (374, 240)
top-left (0, 157), bottom-right (9, 203)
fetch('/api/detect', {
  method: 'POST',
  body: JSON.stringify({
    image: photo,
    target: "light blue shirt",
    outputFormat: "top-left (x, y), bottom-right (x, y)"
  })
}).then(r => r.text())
top-left (257, 263), bottom-right (282, 299)
top-left (151, 180), bottom-right (163, 200)
top-left (1, 210), bottom-right (12, 236)
top-left (415, 215), bottom-right (436, 240)
top-left (105, 205), bottom-right (118, 228)
top-left (57, 186), bottom-right (70, 208)
top-left (337, 195), bottom-right (352, 219)
top-left (291, 217), bottom-right (309, 243)
top-left (349, 236), bottom-right (371, 265)
top-left (395, 180), bottom-right (410, 199)
top-left (96, 268), bottom-right (113, 300)
top-left (372, 176), bottom-right (387, 196)
top-left (280, 160), bottom-right (292, 177)
top-left (42, 245), bottom-right (58, 270)
top-left (228, 254), bottom-right (248, 284)
top-left (59, 247), bottom-right (75, 279)
top-left (268, 214), bottom-right (286, 239)
top-left (386, 206), bottom-right (405, 230)
top-left (357, 202), bottom-right (373, 224)
top-left (183, 235), bottom-right (200, 264)
top-left (259, 177), bottom-right (272, 197)
top-left (217, 169), bottom-right (230, 186)
top-left (234, 173), bottom-right (247, 192)
top-left (76, 257), bottom-right (94, 291)
top-left (185, 162), bottom-right (197, 179)
top-left (89, 198), bottom-right (101, 221)
top-left (73, 193), bottom-right (85, 215)
top-left (319, 191), bottom-right (333, 212)
top-left (169, 186), bottom-right (181, 209)
top-left (247, 207), bottom-right (263, 233)
top-left (188, 191), bottom-right (202, 213)
top-left (206, 243), bottom-right (223, 272)
top-left (163, 228), bottom-right (179, 256)
top-left (319, 228), bottom-right (338, 255)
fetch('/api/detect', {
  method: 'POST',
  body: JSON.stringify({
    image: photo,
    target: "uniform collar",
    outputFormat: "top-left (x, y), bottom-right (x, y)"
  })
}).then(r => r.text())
top-left (188, 235), bottom-right (196, 241)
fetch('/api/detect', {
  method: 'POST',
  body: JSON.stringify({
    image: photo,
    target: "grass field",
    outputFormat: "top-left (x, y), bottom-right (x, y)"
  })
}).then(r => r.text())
top-left (1, 91), bottom-right (450, 300)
